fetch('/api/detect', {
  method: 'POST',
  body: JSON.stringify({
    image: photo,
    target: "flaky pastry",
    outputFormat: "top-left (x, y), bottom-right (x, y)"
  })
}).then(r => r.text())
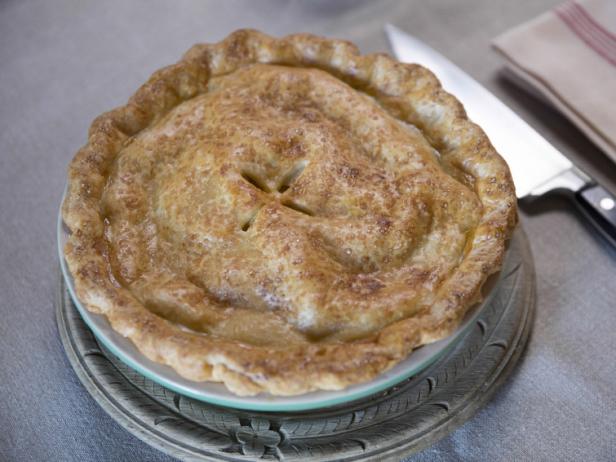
top-left (62, 30), bottom-right (517, 396)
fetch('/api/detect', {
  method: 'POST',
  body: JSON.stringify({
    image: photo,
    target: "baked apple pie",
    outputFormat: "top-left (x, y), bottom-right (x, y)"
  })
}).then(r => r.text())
top-left (62, 30), bottom-right (516, 396)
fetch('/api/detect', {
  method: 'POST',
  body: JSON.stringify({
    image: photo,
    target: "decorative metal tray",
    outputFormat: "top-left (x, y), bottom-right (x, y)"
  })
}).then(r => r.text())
top-left (56, 227), bottom-right (534, 461)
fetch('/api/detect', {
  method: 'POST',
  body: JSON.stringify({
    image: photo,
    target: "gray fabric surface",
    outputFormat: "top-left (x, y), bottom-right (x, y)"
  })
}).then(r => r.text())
top-left (1, 0), bottom-right (615, 461)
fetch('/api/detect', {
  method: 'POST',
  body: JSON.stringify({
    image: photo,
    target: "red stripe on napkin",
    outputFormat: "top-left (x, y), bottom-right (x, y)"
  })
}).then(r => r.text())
top-left (556, 1), bottom-right (616, 67)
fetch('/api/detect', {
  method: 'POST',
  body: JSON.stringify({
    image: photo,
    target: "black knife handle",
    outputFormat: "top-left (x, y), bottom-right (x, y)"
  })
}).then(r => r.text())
top-left (574, 183), bottom-right (616, 246)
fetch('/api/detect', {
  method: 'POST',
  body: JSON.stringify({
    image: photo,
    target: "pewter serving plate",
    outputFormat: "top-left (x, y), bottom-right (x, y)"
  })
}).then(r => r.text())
top-left (57, 205), bottom-right (502, 412)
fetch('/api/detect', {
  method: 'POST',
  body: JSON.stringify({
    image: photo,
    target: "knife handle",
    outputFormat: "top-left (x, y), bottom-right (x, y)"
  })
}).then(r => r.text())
top-left (574, 183), bottom-right (616, 246)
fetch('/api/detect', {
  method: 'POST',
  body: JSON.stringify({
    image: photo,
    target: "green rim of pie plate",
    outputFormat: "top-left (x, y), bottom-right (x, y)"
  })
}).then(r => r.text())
top-left (57, 199), bottom-right (502, 412)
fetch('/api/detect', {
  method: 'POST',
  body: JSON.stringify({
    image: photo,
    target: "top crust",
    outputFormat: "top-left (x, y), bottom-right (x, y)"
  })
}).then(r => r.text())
top-left (62, 29), bottom-right (517, 396)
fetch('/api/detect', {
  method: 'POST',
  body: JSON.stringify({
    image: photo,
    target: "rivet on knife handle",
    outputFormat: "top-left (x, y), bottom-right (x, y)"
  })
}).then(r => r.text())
top-left (574, 183), bottom-right (616, 246)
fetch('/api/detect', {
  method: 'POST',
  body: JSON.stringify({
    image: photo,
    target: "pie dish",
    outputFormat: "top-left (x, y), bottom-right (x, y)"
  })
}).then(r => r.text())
top-left (58, 214), bottom-right (502, 410)
top-left (61, 29), bottom-right (517, 396)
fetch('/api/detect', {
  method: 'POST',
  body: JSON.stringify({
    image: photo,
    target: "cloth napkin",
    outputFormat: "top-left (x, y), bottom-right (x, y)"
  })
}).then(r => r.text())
top-left (493, 0), bottom-right (616, 164)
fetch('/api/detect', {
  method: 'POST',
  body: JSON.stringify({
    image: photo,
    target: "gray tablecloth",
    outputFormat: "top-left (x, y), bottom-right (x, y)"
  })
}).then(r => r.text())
top-left (1, 1), bottom-right (615, 461)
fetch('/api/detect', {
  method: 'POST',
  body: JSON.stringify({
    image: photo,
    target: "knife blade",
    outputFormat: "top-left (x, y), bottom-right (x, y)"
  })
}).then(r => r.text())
top-left (385, 24), bottom-right (616, 245)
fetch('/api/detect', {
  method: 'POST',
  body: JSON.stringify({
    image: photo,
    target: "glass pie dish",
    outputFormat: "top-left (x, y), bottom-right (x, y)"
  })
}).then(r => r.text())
top-left (58, 204), bottom-right (502, 412)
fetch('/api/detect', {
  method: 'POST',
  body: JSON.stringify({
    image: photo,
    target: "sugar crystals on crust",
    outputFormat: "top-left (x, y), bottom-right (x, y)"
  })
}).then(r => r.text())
top-left (62, 30), bottom-right (517, 396)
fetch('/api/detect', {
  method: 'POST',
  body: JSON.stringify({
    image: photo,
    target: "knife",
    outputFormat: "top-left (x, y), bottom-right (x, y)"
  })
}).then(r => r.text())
top-left (385, 24), bottom-right (616, 246)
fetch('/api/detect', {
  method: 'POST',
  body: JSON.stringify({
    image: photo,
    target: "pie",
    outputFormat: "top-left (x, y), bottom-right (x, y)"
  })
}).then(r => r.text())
top-left (62, 29), bottom-right (517, 396)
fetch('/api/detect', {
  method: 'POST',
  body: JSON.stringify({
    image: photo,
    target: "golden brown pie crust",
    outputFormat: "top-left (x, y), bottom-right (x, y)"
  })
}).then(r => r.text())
top-left (62, 29), bottom-right (517, 396)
